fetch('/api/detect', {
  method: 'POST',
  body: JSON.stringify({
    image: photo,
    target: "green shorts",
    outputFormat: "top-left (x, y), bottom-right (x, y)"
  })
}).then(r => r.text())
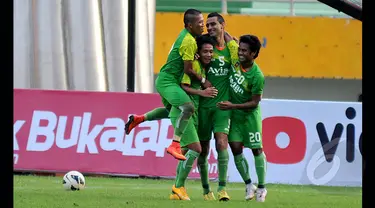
top-left (228, 110), bottom-right (263, 149)
top-left (198, 107), bottom-right (231, 141)
top-left (169, 107), bottom-right (199, 147)
top-left (155, 72), bottom-right (192, 110)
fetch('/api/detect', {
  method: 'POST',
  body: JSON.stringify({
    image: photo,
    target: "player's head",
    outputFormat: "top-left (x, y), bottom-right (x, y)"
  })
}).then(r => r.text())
top-left (184, 9), bottom-right (204, 36)
top-left (196, 34), bottom-right (215, 65)
top-left (238, 35), bottom-right (261, 64)
top-left (206, 12), bottom-right (225, 38)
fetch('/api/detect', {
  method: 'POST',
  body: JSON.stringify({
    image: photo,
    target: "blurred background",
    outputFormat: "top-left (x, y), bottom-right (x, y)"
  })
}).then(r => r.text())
top-left (13, 0), bottom-right (362, 101)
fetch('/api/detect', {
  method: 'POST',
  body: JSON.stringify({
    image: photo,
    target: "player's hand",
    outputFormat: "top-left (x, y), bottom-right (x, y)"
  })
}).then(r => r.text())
top-left (200, 87), bottom-right (218, 98)
top-left (202, 80), bottom-right (212, 88)
top-left (194, 53), bottom-right (200, 60)
top-left (217, 101), bottom-right (234, 110)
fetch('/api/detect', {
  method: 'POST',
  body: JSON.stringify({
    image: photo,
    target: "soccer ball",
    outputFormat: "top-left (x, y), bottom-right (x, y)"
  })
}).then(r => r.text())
top-left (62, 171), bottom-right (85, 191)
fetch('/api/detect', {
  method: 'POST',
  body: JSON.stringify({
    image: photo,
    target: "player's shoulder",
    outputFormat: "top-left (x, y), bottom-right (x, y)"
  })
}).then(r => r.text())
top-left (181, 31), bottom-right (196, 44)
top-left (253, 62), bottom-right (264, 78)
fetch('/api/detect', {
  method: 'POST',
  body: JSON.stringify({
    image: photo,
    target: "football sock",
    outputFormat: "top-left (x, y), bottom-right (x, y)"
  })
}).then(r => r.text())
top-left (255, 152), bottom-right (267, 188)
top-left (144, 107), bottom-right (169, 121)
top-left (175, 147), bottom-right (189, 186)
top-left (175, 150), bottom-right (200, 188)
top-left (217, 149), bottom-right (229, 192)
top-left (198, 155), bottom-right (210, 194)
top-left (234, 153), bottom-right (251, 184)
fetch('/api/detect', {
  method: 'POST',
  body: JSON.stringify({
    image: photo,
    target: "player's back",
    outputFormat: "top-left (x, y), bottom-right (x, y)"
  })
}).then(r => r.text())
top-left (159, 29), bottom-right (197, 83)
top-left (182, 59), bottom-right (205, 109)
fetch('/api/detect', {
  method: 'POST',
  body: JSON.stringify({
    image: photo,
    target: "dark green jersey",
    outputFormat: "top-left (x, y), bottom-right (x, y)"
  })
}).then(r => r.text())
top-left (159, 29), bottom-right (197, 83)
top-left (200, 43), bottom-right (232, 108)
top-left (229, 61), bottom-right (265, 116)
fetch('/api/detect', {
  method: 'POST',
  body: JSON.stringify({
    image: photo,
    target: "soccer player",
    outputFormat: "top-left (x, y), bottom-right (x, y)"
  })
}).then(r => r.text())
top-left (124, 9), bottom-right (210, 161)
top-left (196, 12), bottom-right (233, 201)
top-left (169, 35), bottom-right (218, 201)
top-left (217, 34), bottom-right (268, 202)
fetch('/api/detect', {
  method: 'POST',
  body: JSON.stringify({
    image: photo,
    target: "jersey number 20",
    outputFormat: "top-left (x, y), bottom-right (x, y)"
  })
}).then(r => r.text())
top-left (249, 132), bottom-right (261, 143)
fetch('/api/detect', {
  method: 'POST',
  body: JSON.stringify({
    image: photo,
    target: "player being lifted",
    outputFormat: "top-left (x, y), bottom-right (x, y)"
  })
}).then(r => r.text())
top-left (169, 35), bottom-right (218, 201)
top-left (124, 9), bottom-right (211, 161)
top-left (218, 34), bottom-right (268, 202)
top-left (196, 12), bottom-right (234, 201)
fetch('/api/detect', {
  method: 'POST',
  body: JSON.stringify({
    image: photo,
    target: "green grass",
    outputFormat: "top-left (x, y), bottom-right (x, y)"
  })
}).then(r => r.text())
top-left (14, 175), bottom-right (361, 208)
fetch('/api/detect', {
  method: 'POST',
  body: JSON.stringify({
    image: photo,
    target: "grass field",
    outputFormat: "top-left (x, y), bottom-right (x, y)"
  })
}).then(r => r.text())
top-left (14, 175), bottom-right (361, 208)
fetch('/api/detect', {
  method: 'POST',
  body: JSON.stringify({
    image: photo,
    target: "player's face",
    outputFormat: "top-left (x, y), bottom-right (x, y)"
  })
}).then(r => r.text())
top-left (206, 17), bottom-right (223, 38)
top-left (190, 14), bottom-right (204, 36)
top-left (199, 43), bottom-right (214, 65)
top-left (238, 42), bottom-right (255, 63)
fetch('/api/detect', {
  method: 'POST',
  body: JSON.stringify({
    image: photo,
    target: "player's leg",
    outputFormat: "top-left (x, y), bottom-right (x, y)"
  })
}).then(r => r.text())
top-left (170, 146), bottom-right (189, 200)
top-left (124, 104), bottom-right (170, 135)
top-left (212, 109), bottom-right (231, 200)
top-left (169, 108), bottom-right (201, 200)
top-left (228, 118), bottom-right (256, 200)
top-left (197, 140), bottom-right (215, 200)
top-left (247, 111), bottom-right (267, 202)
top-left (197, 108), bottom-right (216, 200)
top-left (156, 80), bottom-right (195, 161)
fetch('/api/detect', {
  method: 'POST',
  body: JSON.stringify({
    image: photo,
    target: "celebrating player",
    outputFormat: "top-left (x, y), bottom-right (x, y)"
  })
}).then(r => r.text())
top-left (124, 9), bottom-right (210, 161)
top-left (169, 35), bottom-right (217, 201)
top-left (196, 12), bottom-right (234, 201)
top-left (217, 34), bottom-right (268, 202)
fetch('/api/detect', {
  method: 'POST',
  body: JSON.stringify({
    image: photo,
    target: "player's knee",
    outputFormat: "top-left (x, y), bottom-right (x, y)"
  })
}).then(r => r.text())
top-left (215, 139), bottom-right (228, 151)
top-left (214, 133), bottom-right (228, 151)
top-left (252, 148), bottom-right (263, 156)
top-left (229, 142), bottom-right (243, 156)
top-left (188, 142), bottom-right (202, 154)
top-left (179, 103), bottom-right (195, 119)
top-left (195, 145), bottom-right (202, 154)
top-left (200, 148), bottom-right (208, 157)
top-left (199, 142), bottom-right (210, 157)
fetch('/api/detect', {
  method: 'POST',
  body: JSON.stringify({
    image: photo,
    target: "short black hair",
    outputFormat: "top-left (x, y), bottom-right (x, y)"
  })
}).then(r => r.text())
top-left (239, 35), bottom-right (261, 59)
top-left (207, 12), bottom-right (225, 24)
top-left (196, 34), bottom-right (215, 51)
top-left (184, 9), bottom-right (202, 27)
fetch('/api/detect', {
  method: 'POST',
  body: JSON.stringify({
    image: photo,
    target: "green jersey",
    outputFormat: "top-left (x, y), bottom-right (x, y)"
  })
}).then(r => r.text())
top-left (228, 45), bottom-right (265, 116)
top-left (200, 43), bottom-right (233, 108)
top-left (180, 60), bottom-right (206, 110)
top-left (159, 29), bottom-right (197, 83)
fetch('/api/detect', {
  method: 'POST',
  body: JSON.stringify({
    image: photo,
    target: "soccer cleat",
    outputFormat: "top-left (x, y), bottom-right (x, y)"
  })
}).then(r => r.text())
top-left (217, 190), bottom-right (230, 201)
top-left (172, 185), bottom-right (190, 200)
top-left (124, 115), bottom-right (144, 135)
top-left (169, 193), bottom-right (180, 200)
top-left (245, 183), bottom-right (257, 200)
top-left (203, 191), bottom-right (216, 200)
top-left (167, 141), bottom-right (186, 161)
top-left (256, 188), bottom-right (267, 202)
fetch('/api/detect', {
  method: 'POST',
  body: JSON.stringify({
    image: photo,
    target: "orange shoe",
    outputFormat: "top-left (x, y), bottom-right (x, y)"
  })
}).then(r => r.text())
top-left (125, 115), bottom-right (145, 135)
top-left (167, 141), bottom-right (186, 161)
top-left (172, 185), bottom-right (190, 200)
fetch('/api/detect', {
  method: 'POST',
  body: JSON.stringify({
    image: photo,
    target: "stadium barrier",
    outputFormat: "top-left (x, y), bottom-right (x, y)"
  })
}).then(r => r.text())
top-left (14, 89), bottom-right (362, 187)
top-left (154, 13), bottom-right (362, 79)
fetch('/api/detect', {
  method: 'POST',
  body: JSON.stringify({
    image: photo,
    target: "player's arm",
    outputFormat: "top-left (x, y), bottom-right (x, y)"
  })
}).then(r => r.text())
top-left (179, 38), bottom-right (204, 83)
top-left (180, 73), bottom-right (217, 98)
top-left (232, 95), bottom-right (262, 109)
top-left (232, 74), bottom-right (265, 109)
